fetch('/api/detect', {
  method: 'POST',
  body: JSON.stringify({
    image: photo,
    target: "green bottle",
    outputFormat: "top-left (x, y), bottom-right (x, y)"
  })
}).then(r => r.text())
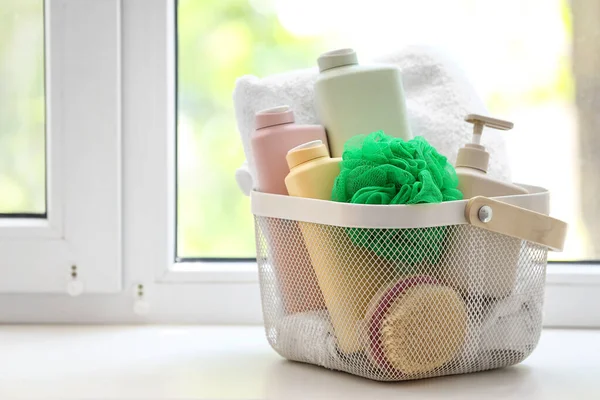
top-left (315, 48), bottom-right (412, 157)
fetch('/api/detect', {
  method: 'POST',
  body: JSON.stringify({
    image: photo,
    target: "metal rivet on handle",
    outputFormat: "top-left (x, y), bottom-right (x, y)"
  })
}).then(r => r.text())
top-left (478, 205), bottom-right (493, 223)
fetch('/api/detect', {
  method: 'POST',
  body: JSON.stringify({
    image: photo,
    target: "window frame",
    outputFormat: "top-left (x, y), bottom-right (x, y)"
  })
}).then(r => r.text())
top-left (0, 0), bottom-right (597, 326)
top-left (0, 0), bottom-right (122, 294)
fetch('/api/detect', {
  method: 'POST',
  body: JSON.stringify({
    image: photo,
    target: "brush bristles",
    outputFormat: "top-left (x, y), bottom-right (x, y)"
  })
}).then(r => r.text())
top-left (381, 284), bottom-right (467, 375)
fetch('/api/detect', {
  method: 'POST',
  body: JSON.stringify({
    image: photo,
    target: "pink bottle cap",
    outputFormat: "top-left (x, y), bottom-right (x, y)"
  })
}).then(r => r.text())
top-left (255, 105), bottom-right (295, 130)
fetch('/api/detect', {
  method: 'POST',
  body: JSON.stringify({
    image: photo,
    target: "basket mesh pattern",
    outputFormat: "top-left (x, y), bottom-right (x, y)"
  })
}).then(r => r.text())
top-left (255, 216), bottom-right (547, 381)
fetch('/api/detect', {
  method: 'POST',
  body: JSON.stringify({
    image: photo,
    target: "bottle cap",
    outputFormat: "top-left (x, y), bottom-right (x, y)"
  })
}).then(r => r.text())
top-left (317, 48), bottom-right (358, 72)
top-left (286, 140), bottom-right (329, 169)
top-left (255, 105), bottom-right (295, 130)
top-left (456, 114), bottom-right (513, 173)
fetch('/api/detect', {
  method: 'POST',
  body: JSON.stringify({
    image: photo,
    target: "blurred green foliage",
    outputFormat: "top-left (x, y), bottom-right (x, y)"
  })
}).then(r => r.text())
top-left (176, 0), bottom-right (328, 258)
top-left (0, 0), bottom-right (46, 214)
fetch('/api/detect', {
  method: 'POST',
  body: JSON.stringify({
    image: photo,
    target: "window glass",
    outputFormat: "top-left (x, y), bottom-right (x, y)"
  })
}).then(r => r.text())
top-left (177, 0), bottom-right (592, 261)
top-left (0, 0), bottom-right (46, 216)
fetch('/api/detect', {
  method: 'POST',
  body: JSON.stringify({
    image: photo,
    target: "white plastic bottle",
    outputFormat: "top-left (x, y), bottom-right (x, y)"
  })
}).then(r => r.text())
top-left (441, 114), bottom-right (528, 299)
top-left (314, 48), bottom-right (412, 157)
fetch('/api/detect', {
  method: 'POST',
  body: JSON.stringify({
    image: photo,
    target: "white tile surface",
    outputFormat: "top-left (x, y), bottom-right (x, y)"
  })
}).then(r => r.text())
top-left (0, 326), bottom-right (597, 399)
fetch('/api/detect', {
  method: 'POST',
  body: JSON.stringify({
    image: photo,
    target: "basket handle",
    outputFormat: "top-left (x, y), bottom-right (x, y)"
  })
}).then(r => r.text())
top-left (464, 196), bottom-right (568, 251)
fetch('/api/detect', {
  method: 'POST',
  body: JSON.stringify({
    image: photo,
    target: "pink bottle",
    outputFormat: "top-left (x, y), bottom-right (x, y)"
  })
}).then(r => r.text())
top-left (251, 105), bottom-right (328, 314)
top-left (252, 106), bottom-right (329, 195)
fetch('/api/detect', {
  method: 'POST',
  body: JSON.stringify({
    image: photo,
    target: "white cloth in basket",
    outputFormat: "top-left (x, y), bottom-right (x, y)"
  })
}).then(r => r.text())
top-left (450, 292), bottom-right (541, 371)
top-left (476, 295), bottom-right (541, 370)
top-left (274, 310), bottom-right (378, 376)
top-left (274, 310), bottom-right (341, 369)
top-left (233, 45), bottom-right (512, 195)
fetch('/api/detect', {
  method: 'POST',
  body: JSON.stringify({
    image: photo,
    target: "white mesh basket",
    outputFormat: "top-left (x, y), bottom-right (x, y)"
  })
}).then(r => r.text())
top-left (251, 184), bottom-right (567, 381)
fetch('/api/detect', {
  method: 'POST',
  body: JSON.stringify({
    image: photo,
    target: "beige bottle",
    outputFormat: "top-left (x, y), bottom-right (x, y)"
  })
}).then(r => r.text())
top-left (285, 140), bottom-right (394, 353)
top-left (285, 140), bottom-right (341, 199)
top-left (441, 114), bottom-right (528, 299)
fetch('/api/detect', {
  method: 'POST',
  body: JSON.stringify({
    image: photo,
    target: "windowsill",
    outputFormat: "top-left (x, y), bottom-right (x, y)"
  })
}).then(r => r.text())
top-left (546, 263), bottom-right (600, 284)
top-left (1, 326), bottom-right (598, 399)
top-left (161, 261), bottom-right (259, 282)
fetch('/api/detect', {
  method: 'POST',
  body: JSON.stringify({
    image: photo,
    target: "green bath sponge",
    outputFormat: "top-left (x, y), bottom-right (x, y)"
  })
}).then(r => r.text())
top-left (331, 131), bottom-right (463, 268)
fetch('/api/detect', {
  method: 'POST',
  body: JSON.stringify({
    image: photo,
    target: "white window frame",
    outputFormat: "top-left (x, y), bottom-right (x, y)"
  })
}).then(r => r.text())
top-left (0, 0), bottom-right (121, 294)
top-left (0, 0), bottom-right (598, 327)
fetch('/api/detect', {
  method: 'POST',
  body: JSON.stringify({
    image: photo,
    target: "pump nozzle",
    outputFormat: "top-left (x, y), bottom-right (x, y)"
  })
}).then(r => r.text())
top-left (456, 114), bottom-right (514, 173)
top-left (465, 114), bottom-right (513, 145)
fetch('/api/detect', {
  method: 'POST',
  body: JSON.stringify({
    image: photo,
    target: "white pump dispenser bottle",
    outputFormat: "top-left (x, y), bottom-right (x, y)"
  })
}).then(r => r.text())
top-left (456, 114), bottom-right (528, 199)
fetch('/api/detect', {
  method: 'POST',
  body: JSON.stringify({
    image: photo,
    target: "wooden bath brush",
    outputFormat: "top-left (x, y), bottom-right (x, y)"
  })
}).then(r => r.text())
top-left (365, 276), bottom-right (468, 376)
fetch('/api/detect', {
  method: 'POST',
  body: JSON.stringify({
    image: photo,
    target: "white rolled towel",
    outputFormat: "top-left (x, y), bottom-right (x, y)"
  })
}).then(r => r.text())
top-left (476, 295), bottom-right (542, 370)
top-left (274, 310), bottom-right (382, 378)
top-left (274, 310), bottom-right (341, 369)
top-left (233, 46), bottom-right (512, 195)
